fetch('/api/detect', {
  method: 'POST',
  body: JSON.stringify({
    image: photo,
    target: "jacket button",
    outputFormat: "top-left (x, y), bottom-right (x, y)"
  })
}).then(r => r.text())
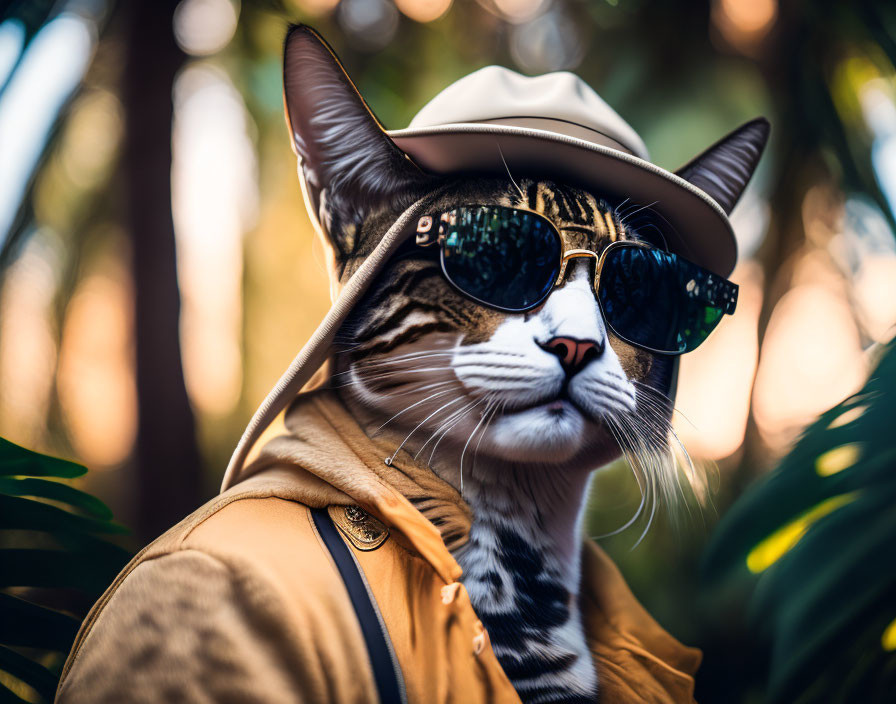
top-left (472, 620), bottom-right (488, 656)
top-left (441, 582), bottom-right (461, 605)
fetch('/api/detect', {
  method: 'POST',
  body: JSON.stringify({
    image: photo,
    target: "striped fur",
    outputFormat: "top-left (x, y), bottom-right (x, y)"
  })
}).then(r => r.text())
top-left (333, 179), bottom-right (681, 703)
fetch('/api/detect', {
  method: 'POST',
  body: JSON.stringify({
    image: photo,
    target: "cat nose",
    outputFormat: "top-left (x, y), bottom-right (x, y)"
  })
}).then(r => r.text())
top-left (540, 336), bottom-right (604, 376)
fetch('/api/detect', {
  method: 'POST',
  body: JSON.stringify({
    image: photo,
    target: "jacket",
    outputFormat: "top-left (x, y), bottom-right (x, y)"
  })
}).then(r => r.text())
top-left (56, 391), bottom-right (701, 703)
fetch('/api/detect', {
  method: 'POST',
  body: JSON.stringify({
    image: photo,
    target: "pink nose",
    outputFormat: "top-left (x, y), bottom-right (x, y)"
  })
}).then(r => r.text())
top-left (541, 336), bottom-right (604, 376)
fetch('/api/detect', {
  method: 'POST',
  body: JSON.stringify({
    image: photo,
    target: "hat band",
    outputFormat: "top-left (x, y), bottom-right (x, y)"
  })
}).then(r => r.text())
top-left (468, 117), bottom-right (639, 157)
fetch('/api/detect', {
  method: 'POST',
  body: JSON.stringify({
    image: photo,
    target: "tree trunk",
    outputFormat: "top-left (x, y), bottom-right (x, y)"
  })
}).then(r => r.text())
top-left (122, 0), bottom-right (203, 545)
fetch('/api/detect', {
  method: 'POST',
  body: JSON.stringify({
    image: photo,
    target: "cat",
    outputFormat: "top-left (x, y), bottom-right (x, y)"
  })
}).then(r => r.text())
top-left (282, 25), bottom-right (765, 704)
top-left (332, 177), bottom-right (677, 702)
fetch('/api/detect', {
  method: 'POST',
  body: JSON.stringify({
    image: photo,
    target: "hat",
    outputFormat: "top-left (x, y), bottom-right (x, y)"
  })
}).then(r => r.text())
top-left (222, 25), bottom-right (769, 489)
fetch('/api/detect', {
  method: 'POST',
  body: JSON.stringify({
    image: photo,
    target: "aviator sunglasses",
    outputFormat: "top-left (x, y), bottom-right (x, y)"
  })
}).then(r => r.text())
top-left (413, 205), bottom-right (738, 355)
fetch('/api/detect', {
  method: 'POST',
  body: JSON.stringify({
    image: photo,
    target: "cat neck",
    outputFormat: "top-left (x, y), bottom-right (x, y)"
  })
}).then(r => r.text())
top-left (341, 390), bottom-right (593, 582)
top-left (443, 455), bottom-right (593, 580)
top-left (342, 391), bottom-right (601, 698)
top-left (426, 439), bottom-right (600, 698)
top-left (363, 406), bottom-right (590, 580)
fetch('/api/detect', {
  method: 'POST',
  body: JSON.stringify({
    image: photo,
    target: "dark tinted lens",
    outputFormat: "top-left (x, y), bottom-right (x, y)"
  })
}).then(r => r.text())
top-left (440, 206), bottom-right (561, 311)
top-left (598, 245), bottom-right (733, 353)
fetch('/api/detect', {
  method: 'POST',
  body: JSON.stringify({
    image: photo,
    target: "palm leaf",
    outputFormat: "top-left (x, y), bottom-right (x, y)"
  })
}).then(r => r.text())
top-left (0, 647), bottom-right (56, 703)
top-left (0, 439), bottom-right (85, 479)
top-left (0, 478), bottom-right (112, 519)
top-left (0, 439), bottom-right (131, 703)
top-left (703, 340), bottom-right (896, 703)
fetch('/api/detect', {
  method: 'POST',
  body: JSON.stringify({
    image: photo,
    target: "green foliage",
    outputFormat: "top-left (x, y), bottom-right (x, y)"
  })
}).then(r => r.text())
top-left (0, 439), bottom-right (131, 703)
top-left (703, 341), bottom-right (896, 703)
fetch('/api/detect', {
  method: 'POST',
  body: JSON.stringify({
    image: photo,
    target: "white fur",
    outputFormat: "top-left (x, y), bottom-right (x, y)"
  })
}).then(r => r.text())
top-left (454, 264), bottom-right (635, 464)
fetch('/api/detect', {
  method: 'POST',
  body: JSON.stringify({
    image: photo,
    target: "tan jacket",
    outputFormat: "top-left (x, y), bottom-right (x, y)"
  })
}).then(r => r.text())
top-left (57, 393), bottom-right (701, 703)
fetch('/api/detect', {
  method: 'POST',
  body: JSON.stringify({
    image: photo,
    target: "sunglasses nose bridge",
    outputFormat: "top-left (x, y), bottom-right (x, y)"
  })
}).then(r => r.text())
top-left (555, 249), bottom-right (600, 288)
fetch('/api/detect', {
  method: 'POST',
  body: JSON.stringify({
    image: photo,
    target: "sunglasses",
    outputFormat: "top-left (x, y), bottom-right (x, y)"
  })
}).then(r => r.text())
top-left (413, 205), bottom-right (738, 355)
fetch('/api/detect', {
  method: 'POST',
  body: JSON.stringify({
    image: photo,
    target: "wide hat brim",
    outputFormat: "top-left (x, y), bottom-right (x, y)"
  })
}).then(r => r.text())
top-left (389, 122), bottom-right (737, 277)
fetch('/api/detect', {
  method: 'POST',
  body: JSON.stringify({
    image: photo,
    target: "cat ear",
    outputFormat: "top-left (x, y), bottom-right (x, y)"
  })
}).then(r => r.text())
top-left (675, 118), bottom-right (770, 215)
top-left (283, 25), bottom-right (423, 254)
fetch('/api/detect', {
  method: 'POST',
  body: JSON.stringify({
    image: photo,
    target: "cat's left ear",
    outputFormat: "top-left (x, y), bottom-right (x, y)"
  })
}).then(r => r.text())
top-left (675, 118), bottom-right (770, 214)
top-left (283, 25), bottom-right (425, 256)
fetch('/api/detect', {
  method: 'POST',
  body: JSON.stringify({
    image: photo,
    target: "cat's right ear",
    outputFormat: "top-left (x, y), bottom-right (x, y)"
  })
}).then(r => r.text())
top-left (283, 25), bottom-right (423, 258)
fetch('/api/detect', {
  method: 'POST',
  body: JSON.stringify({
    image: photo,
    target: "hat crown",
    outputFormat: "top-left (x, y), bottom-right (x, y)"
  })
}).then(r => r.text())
top-left (406, 65), bottom-right (649, 161)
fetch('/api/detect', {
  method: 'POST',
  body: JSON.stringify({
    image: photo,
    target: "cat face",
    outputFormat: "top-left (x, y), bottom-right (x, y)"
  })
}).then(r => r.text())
top-left (335, 178), bottom-right (673, 471)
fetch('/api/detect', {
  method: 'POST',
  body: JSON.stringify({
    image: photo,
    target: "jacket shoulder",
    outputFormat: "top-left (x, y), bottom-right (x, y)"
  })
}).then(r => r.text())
top-left (182, 495), bottom-right (343, 595)
top-left (57, 496), bottom-right (378, 703)
top-left (58, 549), bottom-right (300, 702)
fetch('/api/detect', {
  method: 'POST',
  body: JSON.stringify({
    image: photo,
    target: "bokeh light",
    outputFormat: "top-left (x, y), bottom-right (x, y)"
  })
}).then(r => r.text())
top-left (395, 0), bottom-right (452, 23)
top-left (173, 0), bottom-right (239, 56)
top-left (57, 243), bottom-right (136, 468)
top-left (711, 0), bottom-right (777, 54)
top-left (0, 12), bottom-right (95, 246)
top-left (488, 0), bottom-right (549, 24)
top-left (752, 281), bottom-right (868, 452)
top-left (0, 230), bottom-right (61, 448)
top-left (172, 63), bottom-right (258, 415)
top-left (337, 0), bottom-right (399, 51)
top-left (57, 88), bottom-right (123, 190)
top-left (509, 8), bottom-right (585, 73)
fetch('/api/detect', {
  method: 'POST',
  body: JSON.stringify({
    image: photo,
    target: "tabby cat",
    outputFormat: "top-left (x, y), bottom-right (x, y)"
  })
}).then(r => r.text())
top-left (284, 27), bottom-right (764, 704)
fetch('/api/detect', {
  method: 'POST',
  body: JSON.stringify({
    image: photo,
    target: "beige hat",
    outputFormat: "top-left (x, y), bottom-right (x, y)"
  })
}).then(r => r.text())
top-left (222, 25), bottom-right (769, 489)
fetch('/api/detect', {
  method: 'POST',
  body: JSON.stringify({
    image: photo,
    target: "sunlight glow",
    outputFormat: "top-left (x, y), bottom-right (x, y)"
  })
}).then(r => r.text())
top-left (883, 617), bottom-right (896, 652)
top-left (752, 281), bottom-right (867, 452)
top-left (852, 254), bottom-right (896, 342)
top-left (57, 89), bottom-right (124, 190)
top-left (827, 404), bottom-right (867, 429)
top-left (712, 0), bottom-right (777, 54)
top-left (395, 0), bottom-right (453, 23)
top-left (172, 63), bottom-right (257, 415)
top-left (815, 443), bottom-right (862, 477)
top-left (0, 230), bottom-right (61, 448)
top-left (57, 250), bottom-right (136, 468)
top-left (746, 492), bottom-right (858, 573)
top-left (0, 13), bottom-right (96, 246)
top-left (174, 0), bottom-right (239, 56)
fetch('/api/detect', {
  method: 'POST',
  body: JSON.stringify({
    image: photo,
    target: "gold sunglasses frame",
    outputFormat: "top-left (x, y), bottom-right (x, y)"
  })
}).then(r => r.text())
top-left (415, 206), bottom-right (737, 355)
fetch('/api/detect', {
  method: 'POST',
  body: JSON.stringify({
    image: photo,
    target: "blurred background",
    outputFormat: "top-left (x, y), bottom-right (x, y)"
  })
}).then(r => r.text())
top-left (0, 0), bottom-right (894, 701)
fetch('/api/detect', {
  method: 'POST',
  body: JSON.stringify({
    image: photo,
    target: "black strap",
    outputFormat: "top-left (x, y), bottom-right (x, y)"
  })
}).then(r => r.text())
top-left (310, 508), bottom-right (403, 704)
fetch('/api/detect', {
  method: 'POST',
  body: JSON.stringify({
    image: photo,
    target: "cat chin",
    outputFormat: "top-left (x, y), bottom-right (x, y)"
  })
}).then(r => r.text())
top-left (481, 402), bottom-right (589, 464)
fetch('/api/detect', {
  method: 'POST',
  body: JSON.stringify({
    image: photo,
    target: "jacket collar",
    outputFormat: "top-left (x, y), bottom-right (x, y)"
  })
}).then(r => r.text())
top-left (237, 389), bottom-right (469, 584)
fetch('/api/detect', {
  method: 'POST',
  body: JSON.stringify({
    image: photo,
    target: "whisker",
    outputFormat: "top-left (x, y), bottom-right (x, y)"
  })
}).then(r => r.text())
top-left (594, 416), bottom-right (649, 538)
top-left (385, 396), bottom-right (465, 466)
top-left (373, 388), bottom-right (455, 434)
top-left (427, 399), bottom-right (485, 465)
top-left (617, 200), bottom-right (659, 226)
top-left (459, 395), bottom-right (496, 495)
top-left (415, 398), bottom-right (478, 459)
